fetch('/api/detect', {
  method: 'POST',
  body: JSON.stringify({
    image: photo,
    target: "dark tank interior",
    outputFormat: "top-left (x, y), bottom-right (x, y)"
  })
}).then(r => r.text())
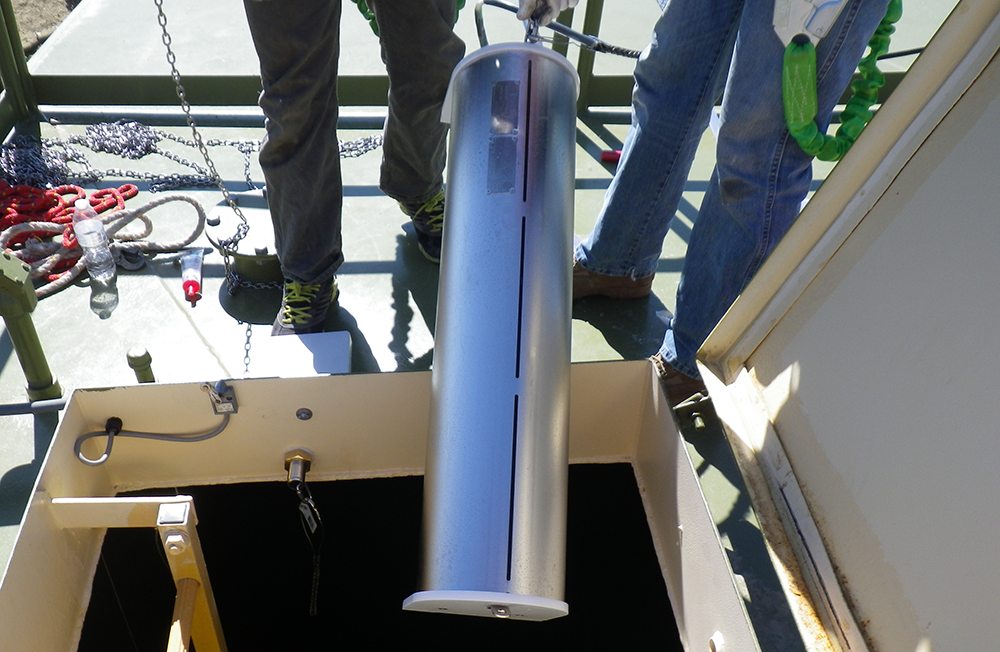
top-left (78, 463), bottom-right (682, 650)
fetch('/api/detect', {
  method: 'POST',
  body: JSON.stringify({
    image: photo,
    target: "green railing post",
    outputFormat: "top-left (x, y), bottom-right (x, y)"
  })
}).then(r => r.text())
top-left (551, 7), bottom-right (573, 58)
top-left (0, 252), bottom-right (62, 401)
top-left (127, 346), bottom-right (156, 383)
top-left (575, 0), bottom-right (606, 114)
top-left (0, 0), bottom-right (36, 122)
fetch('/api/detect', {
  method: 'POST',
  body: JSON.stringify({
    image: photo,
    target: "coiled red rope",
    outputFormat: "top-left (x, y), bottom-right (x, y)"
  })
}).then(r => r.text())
top-left (0, 182), bottom-right (206, 298)
top-left (0, 181), bottom-right (137, 271)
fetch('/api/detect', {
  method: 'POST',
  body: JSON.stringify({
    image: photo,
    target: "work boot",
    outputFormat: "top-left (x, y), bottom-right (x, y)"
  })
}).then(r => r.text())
top-left (271, 277), bottom-right (339, 336)
top-left (573, 260), bottom-right (654, 300)
top-left (651, 352), bottom-right (707, 407)
top-left (399, 189), bottom-right (445, 263)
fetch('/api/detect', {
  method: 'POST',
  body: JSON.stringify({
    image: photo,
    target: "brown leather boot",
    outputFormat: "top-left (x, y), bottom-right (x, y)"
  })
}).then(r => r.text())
top-left (651, 353), bottom-right (707, 406)
top-left (572, 260), bottom-right (654, 300)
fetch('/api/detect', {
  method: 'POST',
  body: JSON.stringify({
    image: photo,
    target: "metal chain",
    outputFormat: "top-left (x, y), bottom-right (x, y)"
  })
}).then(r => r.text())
top-left (1, 123), bottom-right (381, 196)
top-left (241, 320), bottom-right (252, 376)
top-left (340, 134), bottom-right (383, 157)
top-left (0, 137), bottom-right (84, 188)
top-left (0, 127), bottom-right (252, 193)
top-left (159, 130), bottom-right (261, 190)
top-left (154, 0), bottom-right (251, 294)
top-left (66, 120), bottom-right (254, 191)
top-left (153, 0), bottom-right (383, 293)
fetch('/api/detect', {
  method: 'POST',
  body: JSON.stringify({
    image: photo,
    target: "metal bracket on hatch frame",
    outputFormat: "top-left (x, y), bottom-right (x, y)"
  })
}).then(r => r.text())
top-left (201, 380), bottom-right (238, 415)
top-left (50, 495), bottom-right (227, 652)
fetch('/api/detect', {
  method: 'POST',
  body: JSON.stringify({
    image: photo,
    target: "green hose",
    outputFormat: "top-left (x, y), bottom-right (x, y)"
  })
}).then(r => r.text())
top-left (783, 0), bottom-right (903, 162)
top-left (351, 0), bottom-right (467, 37)
top-left (351, 0), bottom-right (379, 36)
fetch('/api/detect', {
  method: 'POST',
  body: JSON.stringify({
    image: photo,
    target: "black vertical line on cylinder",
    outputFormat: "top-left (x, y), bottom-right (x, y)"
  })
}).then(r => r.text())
top-left (522, 59), bottom-right (532, 203)
top-left (515, 58), bottom-right (532, 379)
top-left (515, 215), bottom-right (526, 379)
top-left (506, 393), bottom-right (520, 582)
top-left (509, 55), bottom-right (532, 583)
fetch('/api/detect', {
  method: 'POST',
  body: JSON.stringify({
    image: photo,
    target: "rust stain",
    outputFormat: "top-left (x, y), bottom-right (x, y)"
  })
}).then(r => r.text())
top-left (724, 429), bottom-right (837, 652)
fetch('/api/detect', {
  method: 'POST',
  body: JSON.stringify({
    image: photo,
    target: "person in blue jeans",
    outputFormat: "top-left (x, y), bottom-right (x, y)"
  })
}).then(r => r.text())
top-left (572, 0), bottom-right (891, 404)
top-left (243, 0), bottom-right (465, 335)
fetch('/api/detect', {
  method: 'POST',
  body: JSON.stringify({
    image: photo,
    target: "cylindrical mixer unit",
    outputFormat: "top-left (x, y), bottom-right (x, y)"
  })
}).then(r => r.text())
top-left (402, 43), bottom-right (578, 622)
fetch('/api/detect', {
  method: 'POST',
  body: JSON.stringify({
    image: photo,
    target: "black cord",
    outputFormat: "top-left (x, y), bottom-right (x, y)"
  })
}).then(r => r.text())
top-left (289, 479), bottom-right (324, 616)
top-left (74, 414), bottom-right (230, 466)
top-left (878, 47), bottom-right (924, 60)
top-left (593, 41), bottom-right (642, 59)
top-left (99, 552), bottom-right (141, 652)
top-left (478, 0), bottom-right (641, 59)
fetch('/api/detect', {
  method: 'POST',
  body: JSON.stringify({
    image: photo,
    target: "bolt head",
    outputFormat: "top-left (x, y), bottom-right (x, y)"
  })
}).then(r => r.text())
top-left (164, 531), bottom-right (189, 555)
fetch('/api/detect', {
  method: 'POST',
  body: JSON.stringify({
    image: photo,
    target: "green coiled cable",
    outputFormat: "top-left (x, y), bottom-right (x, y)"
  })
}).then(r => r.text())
top-left (351, 0), bottom-right (467, 37)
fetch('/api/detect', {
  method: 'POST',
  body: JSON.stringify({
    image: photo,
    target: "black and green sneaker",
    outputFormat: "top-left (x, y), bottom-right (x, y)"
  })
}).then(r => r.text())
top-left (399, 189), bottom-right (445, 263)
top-left (271, 277), bottom-right (339, 336)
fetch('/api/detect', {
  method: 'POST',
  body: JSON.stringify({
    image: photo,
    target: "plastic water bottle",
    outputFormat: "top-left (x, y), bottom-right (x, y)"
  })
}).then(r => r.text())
top-left (89, 281), bottom-right (119, 320)
top-left (73, 199), bottom-right (119, 318)
top-left (72, 198), bottom-right (116, 284)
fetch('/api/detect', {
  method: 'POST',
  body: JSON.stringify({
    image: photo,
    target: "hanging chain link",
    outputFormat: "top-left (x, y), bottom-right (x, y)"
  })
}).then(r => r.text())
top-left (241, 320), bottom-right (253, 376)
top-left (154, 0), bottom-right (253, 294)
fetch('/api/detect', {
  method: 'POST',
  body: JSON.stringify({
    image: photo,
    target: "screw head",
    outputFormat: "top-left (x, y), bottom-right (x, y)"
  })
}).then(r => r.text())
top-left (296, 408), bottom-right (313, 421)
top-left (489, 605), bottom-right (510, 619)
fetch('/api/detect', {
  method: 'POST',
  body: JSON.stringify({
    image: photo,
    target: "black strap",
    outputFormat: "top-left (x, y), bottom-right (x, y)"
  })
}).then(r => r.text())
top-left (289, 479), bottom-right (324, 616)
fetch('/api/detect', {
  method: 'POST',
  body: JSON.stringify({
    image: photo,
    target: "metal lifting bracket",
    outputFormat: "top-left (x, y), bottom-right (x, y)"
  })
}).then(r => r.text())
top-left (49, 495), bottom-right (227, 652)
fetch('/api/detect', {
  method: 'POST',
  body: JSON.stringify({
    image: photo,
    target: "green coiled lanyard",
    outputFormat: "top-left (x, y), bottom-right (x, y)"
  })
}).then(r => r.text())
top-left (782, 0), bottom-right (903, 161)
top-left (350, 0), bottom-right (467, 37)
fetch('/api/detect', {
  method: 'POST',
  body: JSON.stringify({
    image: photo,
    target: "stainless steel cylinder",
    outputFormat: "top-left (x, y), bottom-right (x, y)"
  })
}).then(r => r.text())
top-left (403, 44), bottom-right (578, 622)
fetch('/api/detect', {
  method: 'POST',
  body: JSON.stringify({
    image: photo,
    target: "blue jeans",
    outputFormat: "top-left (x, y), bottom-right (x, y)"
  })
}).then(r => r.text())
top-left (575, 0), bottom-right (889, 377)
top-left (243, 0), bottom-right (465, 284)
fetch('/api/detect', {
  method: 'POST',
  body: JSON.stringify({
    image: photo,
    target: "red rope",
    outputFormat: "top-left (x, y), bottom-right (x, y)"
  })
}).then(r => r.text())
top-left (0, 181), bottom-right (138, 279)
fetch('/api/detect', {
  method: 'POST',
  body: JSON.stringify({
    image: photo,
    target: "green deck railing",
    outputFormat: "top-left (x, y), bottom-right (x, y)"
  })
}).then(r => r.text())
top-left (0, 0), bottom-right (636, 134)
top-left (0, 0), bottom-right (908, 132)
top-left (0, 0), bottom-right (36, 131)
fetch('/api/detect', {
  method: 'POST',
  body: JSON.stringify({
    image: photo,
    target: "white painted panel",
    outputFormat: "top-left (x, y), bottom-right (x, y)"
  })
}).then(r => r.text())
top-left (744, 37), bottom-right (1000, 652)
top-left (57, 361), bottom-right (647, 492)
